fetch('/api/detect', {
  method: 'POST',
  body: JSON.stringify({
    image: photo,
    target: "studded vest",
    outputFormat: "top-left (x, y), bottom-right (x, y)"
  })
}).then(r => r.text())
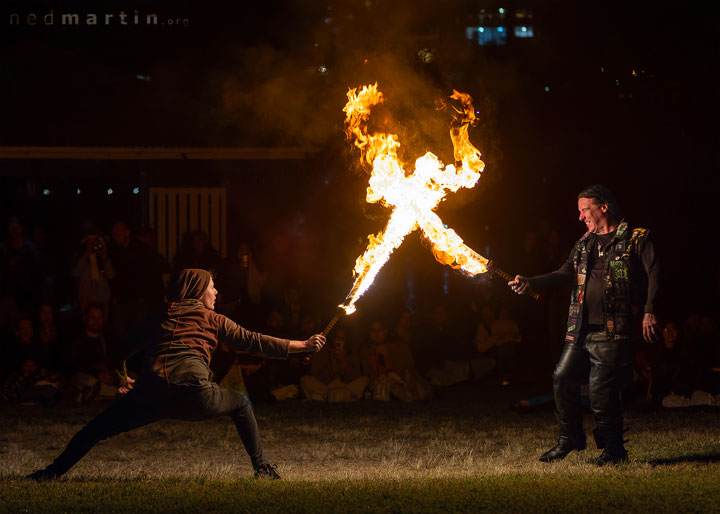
top-left (565, 220), bottom-right (648, 343)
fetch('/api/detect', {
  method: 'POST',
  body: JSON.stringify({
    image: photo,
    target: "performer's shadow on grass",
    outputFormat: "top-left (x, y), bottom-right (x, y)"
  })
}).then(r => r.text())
top-left (649, 453), bottom-right (720, 466)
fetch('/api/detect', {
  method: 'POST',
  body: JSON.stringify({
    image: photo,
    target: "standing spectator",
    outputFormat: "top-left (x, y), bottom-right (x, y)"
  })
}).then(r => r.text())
top-left (217, 241), bottom-right (267, 326)
top-left (72, 233), bottom-right (115, 316)
top-left (0, 217), bottom-right (40, 327)
top-left (136, 227), bottom-right (170, 306)
top-left (172, 230), bottom-right (222, 275)
top-left (32, 225), bottom-right (62, 307)
top-left (107, 221), bottom-right (155, 337)
top-left (281, 287), bottom-right (305, 339)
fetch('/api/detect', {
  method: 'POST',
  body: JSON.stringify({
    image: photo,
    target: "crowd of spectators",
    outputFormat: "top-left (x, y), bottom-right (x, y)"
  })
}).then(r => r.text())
top-left (1, 215), bottom-right (719, 411)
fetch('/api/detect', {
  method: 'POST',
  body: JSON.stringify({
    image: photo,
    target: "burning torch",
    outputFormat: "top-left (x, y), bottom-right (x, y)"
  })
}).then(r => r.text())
top-left (319, 83), bottom-right (540, 337)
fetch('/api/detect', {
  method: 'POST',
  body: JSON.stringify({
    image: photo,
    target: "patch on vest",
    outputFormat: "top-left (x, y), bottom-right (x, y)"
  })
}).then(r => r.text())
top-left (610, 260), bottom-right (629, 280)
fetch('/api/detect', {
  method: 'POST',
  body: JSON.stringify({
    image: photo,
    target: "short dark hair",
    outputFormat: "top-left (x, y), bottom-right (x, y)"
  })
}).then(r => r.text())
top-left (83, 303), bottom-right (105, 318)
top-left (577, 184), bottom-right (622, 220)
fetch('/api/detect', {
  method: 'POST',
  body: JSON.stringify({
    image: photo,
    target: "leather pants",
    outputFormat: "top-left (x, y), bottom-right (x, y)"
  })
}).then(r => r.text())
top-left (553, 331), bottom-right (634, 448)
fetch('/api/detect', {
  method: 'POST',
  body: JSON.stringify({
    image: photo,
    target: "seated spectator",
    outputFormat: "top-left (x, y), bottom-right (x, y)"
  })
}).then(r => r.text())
top-left (231, 310), bottom-right (288, 404)
top-left (489, 308), bottom-right (522, 384)
top-left (698, 315), bottom-right (720, 394)
top-left (300, 328), bottom-right (368, 402)
top-left (37, 304), bottom-right (58, 345)
top-left (649, 321), bottom-right (691, 401)
top-left (6, 316), bottom-right (43, 373)
top-left (654, 319), bottom-right (720, 408)
top-left (68, 304), bottom-right (116, 402)
top-left (426, 304), bottom-right (520, 387)
top-left (413, 304), bottom-right (475, 382)
top-left (36, 304), bottom-right (64, 373)
top-left (393, 310), bottom-right (414, 346)
top-left (359, 320), bottom-right (430, 402)
top-left (267, 314), bottom-right (320, 400)
top-left (1, 316), bottom-right (61, 406)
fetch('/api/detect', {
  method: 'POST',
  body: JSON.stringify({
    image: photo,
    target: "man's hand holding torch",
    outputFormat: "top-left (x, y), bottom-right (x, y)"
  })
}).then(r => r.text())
top-left (508, 275), bottom-right (531, 295)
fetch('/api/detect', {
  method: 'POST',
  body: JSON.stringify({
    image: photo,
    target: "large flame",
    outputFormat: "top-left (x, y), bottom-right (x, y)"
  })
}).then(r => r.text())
top-left (339, 83), bottom-right (489, 315)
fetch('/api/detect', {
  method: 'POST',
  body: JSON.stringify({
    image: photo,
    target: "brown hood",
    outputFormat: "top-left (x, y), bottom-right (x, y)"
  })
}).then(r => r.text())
top-left (168, 269), bottom-right (211, 302)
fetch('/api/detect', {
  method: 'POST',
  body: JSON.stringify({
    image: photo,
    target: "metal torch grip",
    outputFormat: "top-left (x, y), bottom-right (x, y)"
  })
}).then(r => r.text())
top-left (487, 260), bottom-right (541, 301)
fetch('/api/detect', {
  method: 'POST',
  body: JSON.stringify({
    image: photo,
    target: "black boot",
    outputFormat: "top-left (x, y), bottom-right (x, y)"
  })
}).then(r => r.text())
top-left (539, 436), bottom-right (578, 462)
top-left (539, 420), bottom-right (586, 462)
top-left (592, 424), bottom-right (628, 466)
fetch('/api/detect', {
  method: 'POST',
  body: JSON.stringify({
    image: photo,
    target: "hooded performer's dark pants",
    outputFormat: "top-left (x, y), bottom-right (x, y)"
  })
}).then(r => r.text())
top-left (44, 378), bottom-right (268, 477)
top-left (553, 330), bottom-right (634, 448)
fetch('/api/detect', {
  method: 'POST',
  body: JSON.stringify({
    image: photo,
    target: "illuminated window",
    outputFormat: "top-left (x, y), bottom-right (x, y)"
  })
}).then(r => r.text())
top-left (467, 26), bottom-right (507, 45)
top-left (513, 25), bottom-right (534, 37)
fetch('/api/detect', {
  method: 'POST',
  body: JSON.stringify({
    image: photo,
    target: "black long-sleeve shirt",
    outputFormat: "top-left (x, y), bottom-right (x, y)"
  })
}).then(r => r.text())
top-left (528, 230), bottom-right (661, 324)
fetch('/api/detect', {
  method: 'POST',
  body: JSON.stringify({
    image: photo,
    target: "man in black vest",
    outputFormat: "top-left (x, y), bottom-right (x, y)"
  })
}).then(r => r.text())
top-left (509, 185), bottom-right (661, 465)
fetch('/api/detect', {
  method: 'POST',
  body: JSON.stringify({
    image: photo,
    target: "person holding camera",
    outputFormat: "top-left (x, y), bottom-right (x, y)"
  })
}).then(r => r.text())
top-left (72, 233), bottom-right (115, 316)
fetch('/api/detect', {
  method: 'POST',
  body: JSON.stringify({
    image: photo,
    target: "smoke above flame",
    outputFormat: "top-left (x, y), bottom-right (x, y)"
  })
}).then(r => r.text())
top-left (339, 83), bottom-right (490, 314)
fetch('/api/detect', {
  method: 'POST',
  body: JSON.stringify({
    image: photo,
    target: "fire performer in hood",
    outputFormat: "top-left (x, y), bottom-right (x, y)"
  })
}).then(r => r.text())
top-left (28, 268), bottom-right (325, 480)
top-left (509, 185), bottom-right (660, 465)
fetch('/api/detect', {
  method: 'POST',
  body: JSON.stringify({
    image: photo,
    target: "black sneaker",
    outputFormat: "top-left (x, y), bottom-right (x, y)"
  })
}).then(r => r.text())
top-left (26, 468), bottom-right (60, 481)
top-left (254, 464), bottom-right (281, 480)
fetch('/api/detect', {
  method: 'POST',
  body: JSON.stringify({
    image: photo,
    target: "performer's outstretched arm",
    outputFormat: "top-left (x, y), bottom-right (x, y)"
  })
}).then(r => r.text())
top-left (217, 315), bottom-right (324, 358)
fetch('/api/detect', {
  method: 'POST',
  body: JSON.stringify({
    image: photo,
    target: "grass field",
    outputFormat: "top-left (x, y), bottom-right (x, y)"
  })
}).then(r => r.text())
top-left (2, 384), bottom-right (720, 513)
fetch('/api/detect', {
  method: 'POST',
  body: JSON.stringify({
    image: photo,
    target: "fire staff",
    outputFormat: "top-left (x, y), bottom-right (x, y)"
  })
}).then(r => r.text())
top-left (28, 268), bottom-right (325, 481)
top-left (509, 185), bottom-right (660, 465)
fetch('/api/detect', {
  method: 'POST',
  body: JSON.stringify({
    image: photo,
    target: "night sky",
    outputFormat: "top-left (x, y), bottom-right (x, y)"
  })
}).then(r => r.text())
top-left (2, 0), bottom-right (719, 316)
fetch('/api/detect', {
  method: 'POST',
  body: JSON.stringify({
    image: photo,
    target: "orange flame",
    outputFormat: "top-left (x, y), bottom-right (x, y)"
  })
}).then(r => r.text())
top-left (340, 83), bottom-right (489, 314)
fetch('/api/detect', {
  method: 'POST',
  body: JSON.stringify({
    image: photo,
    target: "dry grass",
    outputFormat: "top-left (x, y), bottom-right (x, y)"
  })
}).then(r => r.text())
top-left (2, 385), bottom-right (719, 482)
top-left (3, 386), bottom-right (720, 512)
